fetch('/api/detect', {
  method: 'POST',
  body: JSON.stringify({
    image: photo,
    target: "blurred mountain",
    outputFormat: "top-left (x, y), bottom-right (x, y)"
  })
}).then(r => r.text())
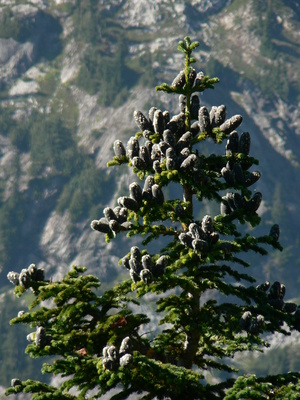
top-left (0, 0), bottom-right (299, 390)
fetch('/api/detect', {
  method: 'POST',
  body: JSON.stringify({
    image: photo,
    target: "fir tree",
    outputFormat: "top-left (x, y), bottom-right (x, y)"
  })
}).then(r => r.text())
top-left (6, 37), bottom-right (300, 399)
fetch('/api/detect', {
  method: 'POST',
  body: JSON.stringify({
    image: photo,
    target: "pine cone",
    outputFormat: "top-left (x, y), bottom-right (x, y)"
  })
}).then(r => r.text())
top-left (19, 269), bottom-right (31, 289)
top-left (202, 215), bottom-right (213, 234)
top-left (129, 182), bottom-right (143, 204)
top-left (155, 255), bottom-right (168, 276)
top-left (219, 115), bottom-right (243, 134)
top-left (7, 271), bottom-right (20, 286)
top-left (245, 192), bottom-right (262, 212)
top-left (190, 95), bottom-right (200, 119)
top-left (269, 224), bottom-right (280, 242)
top-left (239, 311), bottom-right (252, 330)
top-left (142, 254), bottom-right (154, 272)
top-left (133, 110), bottom-right (151, 131)
top-left (118, 196), bottom-right (140, 211)
top-left (11, 379), bottom-right (22, 387)
top-left (179, 95), bottom-right (186, 113)
top-left (198, 106), bottom-right (211, 133)
top-left (225, 131), bottom-right (239, 155)
top-left (153, 109), bottom-right (164, 135)
top-left (127, 137), bottom-right (140, 160)
top-left (171, 70), bottom-right (186, 88)
top-left (163, 129), bottom-right (176, 147)
top-left (214, 105), bottom-right (227, 126)
top-left (140, 268), bottom-right (153, 284)
top-left (119, 353), bottom-right (133, 367)
top-left (119, 337), bottom-right (132, 356)
top-left (104, 207), bottom-right (118, 222)
top-left (194, 71), bottom-right (204, 87)
top-left (152, 184), bottom-right (164, 204)
top-left (91, 218), bottom-right (110, 233)
top-left (238, 132), bottom-right (251, 155)
top-left (148, 107), bottom-right (157, 124)
top-left (192, 238), bottom-right (209, 252)
top-left (113, 140), bottom-right (126, 158)
top-left (244, 171), bottom-right (261, 187)
top-left (140, 146), bottom-right (152, 167)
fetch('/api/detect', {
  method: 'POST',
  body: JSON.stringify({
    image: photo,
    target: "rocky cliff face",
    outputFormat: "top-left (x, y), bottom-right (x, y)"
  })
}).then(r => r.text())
top-left (0, 0), bottom-right (299, 392)
top-left (0, 0), bottom-right (299, 288)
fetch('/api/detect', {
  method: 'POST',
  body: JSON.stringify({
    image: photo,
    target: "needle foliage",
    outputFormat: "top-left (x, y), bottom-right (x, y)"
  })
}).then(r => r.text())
top-left (6, 37), bottom-right (300, 400)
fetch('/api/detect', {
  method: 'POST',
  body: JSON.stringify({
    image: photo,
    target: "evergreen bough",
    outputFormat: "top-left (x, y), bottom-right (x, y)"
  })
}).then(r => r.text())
top-left (6, 37), bottom-right (300, 399)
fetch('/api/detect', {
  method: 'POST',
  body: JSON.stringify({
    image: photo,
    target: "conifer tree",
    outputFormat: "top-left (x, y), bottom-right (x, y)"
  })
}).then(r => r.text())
top-left (6, 37), bottom-right (300, 399)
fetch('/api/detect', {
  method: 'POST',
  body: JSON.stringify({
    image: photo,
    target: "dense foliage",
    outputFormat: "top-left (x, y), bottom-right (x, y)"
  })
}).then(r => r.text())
top-left (5, 37), bottom-right (300, 399)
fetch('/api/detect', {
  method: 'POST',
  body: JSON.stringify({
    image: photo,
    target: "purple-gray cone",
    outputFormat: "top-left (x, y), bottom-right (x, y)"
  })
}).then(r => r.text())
top-left (35, 326), bottom-right (47, 347)
top-left (194, 71), bottom-right (204, 87)
top-left (244, 171), bottom-right (261, 187)
top-left (7, 271), bottom-right (20, 286)
top-left (118, 196), bottom-right (140, 211)
top-left (163, 129), bottom-right (176, 147)
top-left (202, 215), bottom-right (213, 234)
top-left (171, 70), bottom-right (186, 88)
top-left (122, 255), bottom-right (130, 270)
top-left (239, 311), bottom-right (252, 330)
top-left (233, 163), bottom-right (244, 184)
top-left (131, 246), bottom-right (141, 261)
top-left (143, 175), bottom-right (155, 192)
top-left (209, 106), bottom-right (218, 128)
top-left (140, 146), bottom-right (151, 167)
top-left (104, 207), bottom-right (118, 222)
top-left (153, 160), bottom-right (162, 173)
top-left (120, 337), bottom-right (132, 356)
top-left (11, 379), bottom-right (22, 387)
top-left (245, 192), bottom-right (262, 212)
top-left (221, 167), bottom-right (236, 186)
top-left (129, 182), bottom-right (143, 204)
top-left (214, 105), bottom-right (227, 126)
top-left (269, 224), bottom-right (280, 242)
top-left (153, 109), bottom-right (164, 135)
top-left (132, 156), bottom-right (146, 170)
top-left (133, 110), bottom-right (151, 131)
top-left (198, 106), bottom-right (210, 133)
top-left (180, 154), bottom-right (198, 170)
top-left (189, 222), bottom-right (205, 240)
top-left (120, 353), bottom-right (133, 367)
top-left (142, 254), bottom-right (154, 272)
top-left (179, 232), bottom-right (193, 248)
top-left (130, 269), bottom-right (140, 283)
top-left (179, 94), bottom-right (187, 113)
top-left (114, 206), bottom-right (128, 224)
top-left (166, 157), bottom-right (176, 170)
top-left (239, 132), bottom-right (251, 155)
top-left (190, 95), bottom-right (200, 120)
top-left (127, 137), bottom-right (140, 160)
top-left (152, 184), bottom-right (164, 204)
top-left (163, 111), bottom-right (170, 125)
top-left (140, 268), bottom-right (153, 284)
top-left (155, 255), bottom-right (168, 276)
top-left (91, 218), bottom-right (110, 233)
top-left (220, 197), bottom-right (232, 215)
top-left (219, 115), bottom-right (243, 134)
top-left (167, 113), bottom-right (185, 135)
top-left (226, 131), bottom-right (239, 155)
top-left (113, 140), bottom-right (126, 158)
top-left (19, 269), bottom-right (31, 288)
top-left (192, 238), bottom-right (209, 252)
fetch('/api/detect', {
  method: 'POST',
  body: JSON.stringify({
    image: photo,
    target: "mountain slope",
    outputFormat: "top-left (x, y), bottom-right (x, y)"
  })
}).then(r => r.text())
top-left (0, 0), bottom-right (299, 389)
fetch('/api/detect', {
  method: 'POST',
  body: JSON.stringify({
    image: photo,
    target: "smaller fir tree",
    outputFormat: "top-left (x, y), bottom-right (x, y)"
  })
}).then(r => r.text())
top-left (6, 37), bottom-right (300, 399)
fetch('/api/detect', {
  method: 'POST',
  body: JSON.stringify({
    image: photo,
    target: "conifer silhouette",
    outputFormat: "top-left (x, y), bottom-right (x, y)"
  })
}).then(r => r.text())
top-left (6, 37), bottom-right (300, 400)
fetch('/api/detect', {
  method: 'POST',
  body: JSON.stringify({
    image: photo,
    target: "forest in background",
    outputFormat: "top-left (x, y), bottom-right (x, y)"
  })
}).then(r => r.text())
top-left (0, 0), bottom-right (299, 391)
